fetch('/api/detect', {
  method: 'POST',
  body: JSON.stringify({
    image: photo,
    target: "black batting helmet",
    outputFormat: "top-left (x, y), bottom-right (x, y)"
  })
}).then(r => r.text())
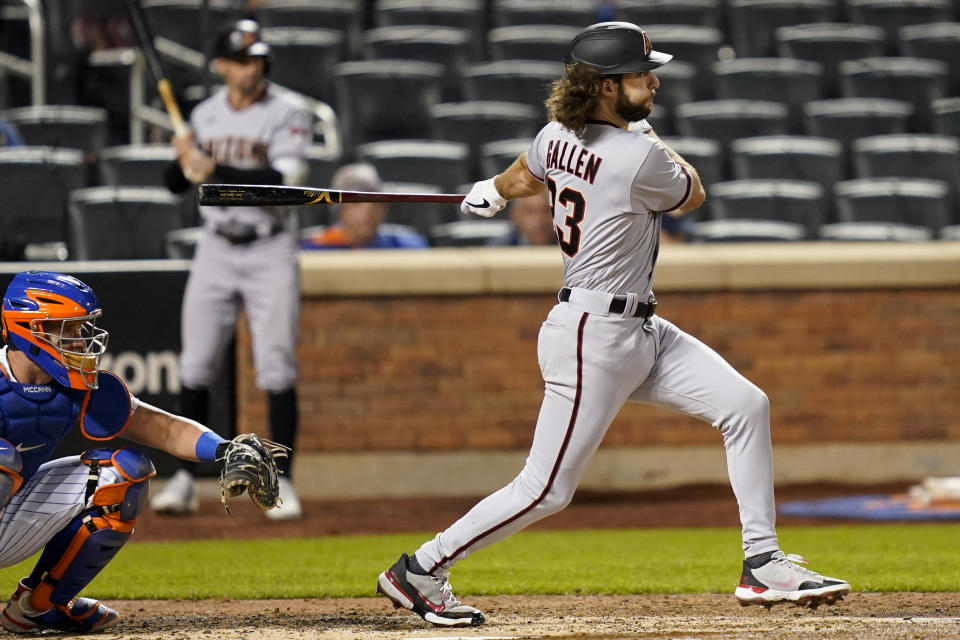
top-left (566, 22), bottom-right (672, 74)
top-left (214, 19), bottom-right (272, 70)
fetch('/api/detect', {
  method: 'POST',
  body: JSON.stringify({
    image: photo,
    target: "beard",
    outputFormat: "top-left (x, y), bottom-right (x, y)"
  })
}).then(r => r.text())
top-left (615, 89), bottom-right (652, 122)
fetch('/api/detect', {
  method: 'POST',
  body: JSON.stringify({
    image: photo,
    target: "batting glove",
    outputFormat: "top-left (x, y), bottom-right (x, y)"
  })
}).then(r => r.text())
top-left (461, 178), bottom-right (507, 218)
top-left (628, 119), bottom-right (652, 133)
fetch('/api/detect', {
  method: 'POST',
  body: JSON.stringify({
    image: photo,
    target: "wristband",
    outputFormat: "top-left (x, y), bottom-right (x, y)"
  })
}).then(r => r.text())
top-left (195, 431), bottom-right (227, 462)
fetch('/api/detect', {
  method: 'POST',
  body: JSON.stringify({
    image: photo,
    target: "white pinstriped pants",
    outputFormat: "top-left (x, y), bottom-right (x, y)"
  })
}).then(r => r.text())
top-left (414, 297), bottom-right (779, 574)
top-left (0, 457), bottom-right (123, 569)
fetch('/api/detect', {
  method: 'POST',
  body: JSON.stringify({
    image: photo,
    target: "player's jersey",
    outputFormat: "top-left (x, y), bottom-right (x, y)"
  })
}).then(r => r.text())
top-left (0, 348), bottom-right (137, 484)
top-left (525, 119), bottom-right (692, 296)
top-left (191, 85), bottom-right (311, 229)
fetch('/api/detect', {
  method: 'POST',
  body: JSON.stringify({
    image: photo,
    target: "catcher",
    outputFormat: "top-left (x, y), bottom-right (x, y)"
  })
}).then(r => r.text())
top-left (0, 270), bottom-right (286, 634)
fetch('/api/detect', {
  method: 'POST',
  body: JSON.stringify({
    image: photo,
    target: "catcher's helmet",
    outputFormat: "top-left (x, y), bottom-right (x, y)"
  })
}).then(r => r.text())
top-left (1, 271), bottom-right (109, 390)
top-left (214, 19), bottom-right (272, 70)
top-left (566, 22), bottom-right (672, 74)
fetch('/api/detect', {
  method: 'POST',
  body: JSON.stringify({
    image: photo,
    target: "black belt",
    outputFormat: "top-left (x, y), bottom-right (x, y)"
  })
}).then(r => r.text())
top-left (214, 221), bottom-right (283, 245)
top-left (559, 287), bottom-right (658, 319)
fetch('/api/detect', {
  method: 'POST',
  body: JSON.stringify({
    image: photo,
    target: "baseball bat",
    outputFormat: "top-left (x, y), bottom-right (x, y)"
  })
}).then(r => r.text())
top-left (123, 0), bottom-right (187, 136)
top-left (198, 184), bottom-right (467, 207)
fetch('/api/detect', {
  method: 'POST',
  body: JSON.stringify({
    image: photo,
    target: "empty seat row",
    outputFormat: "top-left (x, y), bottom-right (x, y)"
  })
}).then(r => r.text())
top-left (691, 177), bottom-right (956, 242)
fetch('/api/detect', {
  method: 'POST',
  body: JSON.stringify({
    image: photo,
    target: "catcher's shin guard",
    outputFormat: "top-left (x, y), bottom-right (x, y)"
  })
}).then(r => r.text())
top-left (23, 448), bottom-right (155, 613)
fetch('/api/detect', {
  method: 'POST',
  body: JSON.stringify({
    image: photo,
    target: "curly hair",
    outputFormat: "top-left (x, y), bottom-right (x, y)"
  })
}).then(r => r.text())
top-left (545, 63), bottom-right (611, 135)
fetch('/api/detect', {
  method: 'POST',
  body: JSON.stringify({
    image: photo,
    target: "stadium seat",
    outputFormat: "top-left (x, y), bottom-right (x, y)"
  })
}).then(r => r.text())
top-left (941, 224), bottom-right (960, 241)
top-left (355, 139), bottom-right (471, 192)
top-left (932, 98), bottom-right (960, 137)
top-left (693, 179), bottom-right (824, 240)
top-left (821, 177), bottom-right (950, 240)
top-left (646, 61), bottom-right (697, 112)
top-left (775, 23), bottom-right (886, 97)
top-left (68, 187), bottom-right (185, 260)
top-left (692, 219), bottom-right (808, 241)
top-left (365, 26), bottom-right (471, 101)
top-left (98, 144), bottom-right (176, 188)
top-left (463, 60), bottom-right (563, 111)
top-left (255, 0), bottom-right (364, 58)
top-left (261, 27), bottom-right (342, 105)
top-left (645, 25), bottom-right (724, 99)
top-left (852, 134), bottom-right (960, 210)
top-left (373, 0), bottom-right (485, 59)
top-left (334, 60), bottom-right (445, 148)
top-left (430, 220), bottom-right (515, 246)
top-left (430, 101), bottom-right (544, 176)
top-left (898, 23), bottom-right (960, 95)
top-left (1, 106), bottom-right (109, 158)
top-left (804, 98), bottom-right (913, 153)
top-left (727, 0), bottom-right (838, 57)
top-left (660, 137), bottom-right (725, 188)
top-left (0, 147), bottom-right (86, 247)
top-left (838, 57), bottom-right (949, 130)
top-left (381, 182), bottom-right (460, 237)
top-left (479, 138), bottom-right (532, 177)
top-left (844, 0), bottom-right (954, 52)
top-left (674, 100), bottom-right (790, 155)
top-left (491, 0), bottom-right (597, 28)
top-left (487, 25), bottom-right (581, 62)
top-left (141, 0), bottom-right (238, 53)
top-left (616, 0), bottom-right (723, 28)
top-left (730, 136), bottom-right (843, 196)
top-left (713, 58), bottom-right (824, 129)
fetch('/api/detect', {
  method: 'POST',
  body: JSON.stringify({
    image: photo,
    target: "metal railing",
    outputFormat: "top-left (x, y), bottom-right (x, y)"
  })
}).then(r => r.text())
top-left (0, 0), bottom-right (45, 105)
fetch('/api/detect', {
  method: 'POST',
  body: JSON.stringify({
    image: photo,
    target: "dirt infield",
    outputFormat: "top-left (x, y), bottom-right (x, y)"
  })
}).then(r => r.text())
top-left (112, 482), bottom-right (960, 639)
top-left (95, 593), bottom-right (960, 639)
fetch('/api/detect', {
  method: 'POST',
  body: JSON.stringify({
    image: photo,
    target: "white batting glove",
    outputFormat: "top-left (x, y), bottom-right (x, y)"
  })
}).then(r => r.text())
top-left (628, 119), bottom-right (652, 133)
top-left (461, 178), bottom-right (507, 218)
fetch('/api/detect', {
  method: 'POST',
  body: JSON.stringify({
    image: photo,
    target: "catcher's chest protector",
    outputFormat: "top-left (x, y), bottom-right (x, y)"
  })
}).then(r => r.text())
top-left (0, 375), bottom-right (85, 481)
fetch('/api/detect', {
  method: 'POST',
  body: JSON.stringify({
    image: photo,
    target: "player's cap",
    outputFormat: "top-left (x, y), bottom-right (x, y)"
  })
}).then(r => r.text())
top-left (566, 22), bottom-right (672, 74)
top-left (331, 163), bottom-right (383, 193)
top-left (215, 19), bottom-right (272, 61)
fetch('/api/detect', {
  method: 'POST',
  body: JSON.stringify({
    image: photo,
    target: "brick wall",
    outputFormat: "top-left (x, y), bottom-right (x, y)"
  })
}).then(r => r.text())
top-left (236, 288), bottom-right (960, 451)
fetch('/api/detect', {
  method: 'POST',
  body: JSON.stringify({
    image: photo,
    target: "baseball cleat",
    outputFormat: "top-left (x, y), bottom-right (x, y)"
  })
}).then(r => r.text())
top-left (150, 469), bottom-right (198, 516)
top-left (0, 580), bottom-right (119, 634)
top-left (377, 553), bottom-right (485, 627)
top-left (735, 550), bottom-right (850, 608)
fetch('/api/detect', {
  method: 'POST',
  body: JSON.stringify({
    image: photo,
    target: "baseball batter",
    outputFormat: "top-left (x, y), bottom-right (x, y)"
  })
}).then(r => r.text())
top-left (160, 19), bottom-right (311, 519)
top-left (0, 270), bottom-right (232, 633)
top-left (377, 22), bottom-right (850, 627)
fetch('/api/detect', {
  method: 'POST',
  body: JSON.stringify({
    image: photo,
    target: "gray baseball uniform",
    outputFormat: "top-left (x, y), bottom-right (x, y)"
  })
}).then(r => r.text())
top-left (180, 86), bottom-right (310, 392)
top-left (412, 119), bottom-right (778, 574)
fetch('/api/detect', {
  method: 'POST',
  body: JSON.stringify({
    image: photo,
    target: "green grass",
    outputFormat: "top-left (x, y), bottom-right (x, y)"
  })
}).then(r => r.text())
top-left (1, 524), bottom-right (956, 600)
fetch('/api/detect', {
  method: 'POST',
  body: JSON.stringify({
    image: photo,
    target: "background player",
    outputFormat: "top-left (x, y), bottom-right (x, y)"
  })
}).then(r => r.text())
top-left (376, 22), bottom-right (850, 628)
top-left (0, 271), bottom-right (232, 633)
top-left (156, 19), bottom-right (311, 520)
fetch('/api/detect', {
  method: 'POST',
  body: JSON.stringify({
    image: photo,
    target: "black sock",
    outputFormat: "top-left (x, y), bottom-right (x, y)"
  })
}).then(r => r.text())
top-left (178, 384), bottom-right (210, 475)
top-left (407, 553), bottom-right (429, 575)
top-left (744, 550), bottom-right (778, 569)
top-left (268, 387), bottom-right (298, 477)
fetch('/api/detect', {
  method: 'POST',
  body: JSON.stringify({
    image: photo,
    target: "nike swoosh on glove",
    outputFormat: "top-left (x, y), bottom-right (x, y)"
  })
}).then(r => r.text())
top-left (461, 177), bottom-right (507, 218)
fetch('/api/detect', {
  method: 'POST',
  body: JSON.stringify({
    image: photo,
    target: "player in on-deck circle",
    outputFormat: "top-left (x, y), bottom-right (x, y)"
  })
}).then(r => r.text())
top-left (158, 18), bottom-right (311, 519)
top-left (0, 271), bottom-right (238, 633)
top-left (376, 22), bottom-right (850, 628)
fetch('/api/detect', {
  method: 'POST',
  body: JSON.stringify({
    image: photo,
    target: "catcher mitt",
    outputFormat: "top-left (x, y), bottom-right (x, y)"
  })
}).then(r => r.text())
top-left (216, 433), bottom-right (290, 514)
